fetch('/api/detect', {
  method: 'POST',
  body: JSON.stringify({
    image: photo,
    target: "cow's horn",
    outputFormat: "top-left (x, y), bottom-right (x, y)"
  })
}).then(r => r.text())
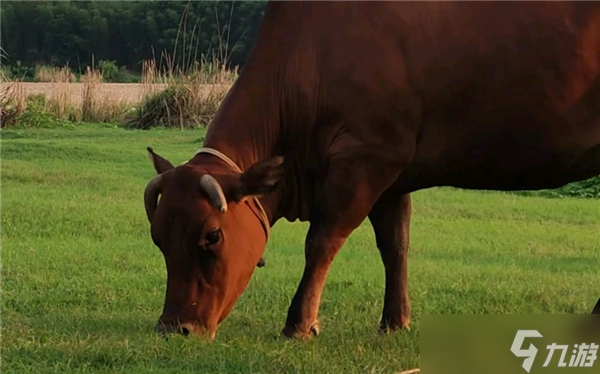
top-left (144, 174), bottom-right (163, 222)
top-left (200, 174), bottom-right (227, 213)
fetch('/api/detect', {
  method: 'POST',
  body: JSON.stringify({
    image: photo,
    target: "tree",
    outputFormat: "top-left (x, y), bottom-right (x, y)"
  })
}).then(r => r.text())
top-left (0, 1), bottom-right (267, 72)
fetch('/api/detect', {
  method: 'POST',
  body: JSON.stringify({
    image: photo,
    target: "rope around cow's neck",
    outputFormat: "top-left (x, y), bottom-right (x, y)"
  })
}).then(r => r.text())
top-left (194, 147), bottom-right (243, 173)
top-left (192, 147), bottom-right (271, 241)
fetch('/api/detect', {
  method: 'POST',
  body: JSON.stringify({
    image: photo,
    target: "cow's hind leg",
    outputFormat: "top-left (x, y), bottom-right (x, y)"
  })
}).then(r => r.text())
top-left (369, 192), bottom-right (412, 332)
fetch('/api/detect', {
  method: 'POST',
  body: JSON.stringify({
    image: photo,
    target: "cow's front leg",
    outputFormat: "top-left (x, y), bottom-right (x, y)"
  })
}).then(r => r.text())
top-left (281, 156), bottom-right (403, 339)
top-left (280, 225), bottom-right (348, 339)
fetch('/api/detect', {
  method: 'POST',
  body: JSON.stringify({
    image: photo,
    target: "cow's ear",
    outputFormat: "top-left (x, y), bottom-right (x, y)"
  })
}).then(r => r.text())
top-left (147, 147), bottom-right (175, 174)
top-left (234, 156), bottom-right (285, 199)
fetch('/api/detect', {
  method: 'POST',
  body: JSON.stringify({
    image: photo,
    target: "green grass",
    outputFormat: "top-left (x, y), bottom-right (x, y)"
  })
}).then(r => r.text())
top-left (1, 124), bottom-right (599, 373)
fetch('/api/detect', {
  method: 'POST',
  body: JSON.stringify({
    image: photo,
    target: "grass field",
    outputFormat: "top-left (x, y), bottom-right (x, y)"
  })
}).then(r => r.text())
top-left (1, 124), bottom-right (599, 373)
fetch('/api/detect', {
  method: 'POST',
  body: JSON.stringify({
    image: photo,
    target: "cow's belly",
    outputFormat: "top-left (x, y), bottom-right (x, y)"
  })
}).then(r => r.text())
top-left (397, 72), bottom-right (600, 192)
top-left (399, 123), bottom-right (600, 193)
top-left (439, 144), bottom-right (599, 191)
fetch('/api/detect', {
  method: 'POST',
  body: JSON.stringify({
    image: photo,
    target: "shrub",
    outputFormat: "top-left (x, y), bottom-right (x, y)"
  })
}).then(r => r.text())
top-left (562, 177), bottom-right (600, 198)
top-left (126, 81), bottom-right (228, 130)
top-left (112, 66), bottom-right (139, 83)
top-left (98, 60), bottom-right (119, 82)
top-left (27, 93), bottom-right (47, 107)
top-left (5, 94), bottom-right (72, 129)
top-left (2, 61), bottom-right (35, 81)
top-left (96, 60), bottom-right (139, 83)
top-left (125, 56), bottom-right (235, 129)
top-left (0, 65), bottom-right (12, 80)
top-left (509, 176), bottom-right (600, 199)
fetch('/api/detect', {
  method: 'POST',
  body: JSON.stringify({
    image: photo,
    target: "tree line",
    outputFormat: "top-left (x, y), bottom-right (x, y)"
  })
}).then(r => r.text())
top-left (0, 1), bottom-right (267, 74)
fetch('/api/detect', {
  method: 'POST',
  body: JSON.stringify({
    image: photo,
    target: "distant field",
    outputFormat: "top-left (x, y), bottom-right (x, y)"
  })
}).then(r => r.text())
top-left (1, 125), bottom-right (599, 373)
top-left (7, 82), bottom-right (230, 105)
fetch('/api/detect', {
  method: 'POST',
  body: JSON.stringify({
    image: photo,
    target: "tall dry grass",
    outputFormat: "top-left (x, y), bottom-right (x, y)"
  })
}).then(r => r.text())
top-left (34, 64), bottom-right (77, 83)
top-left (140, 59), bottom-right (166, 100)
top-left (128, 55), bottom-right (235, 129)
top-left (81, 66), bottom-right (102, 122)
top-left (0, 71), bottom-right (26, 127)
top-left (191, 56), bottom-right (239, 85)
top-left (81, 66), bottom-right (130, 123)
top-left (1, 58), bottom-right (236, 128)
top-left (1, 64), bottom-right (135, 126)
top-left (46, 78), bottom-right (74, 121)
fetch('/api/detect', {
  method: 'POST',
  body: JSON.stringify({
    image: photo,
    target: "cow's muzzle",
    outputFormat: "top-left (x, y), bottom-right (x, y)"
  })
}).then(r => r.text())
top-left (155, 320), bottom-right (213, 338)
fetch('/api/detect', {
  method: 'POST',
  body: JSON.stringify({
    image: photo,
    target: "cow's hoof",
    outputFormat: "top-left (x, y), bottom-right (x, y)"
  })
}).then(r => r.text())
top-left (256, 258), bottom-right (266, 267)
top-left (280, 321), bottom-right (319, 340)
top-left (378, 319), bottom-right (411, 334)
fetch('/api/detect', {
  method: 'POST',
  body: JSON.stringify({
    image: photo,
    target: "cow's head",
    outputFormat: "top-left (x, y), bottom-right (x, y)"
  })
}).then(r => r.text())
top-left (143, 148), bottom-right (284, 338)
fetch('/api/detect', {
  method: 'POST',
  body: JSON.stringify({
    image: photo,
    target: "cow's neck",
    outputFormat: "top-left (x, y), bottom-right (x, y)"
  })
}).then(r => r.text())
top-left (202, 71), bottom-right (280, 171)
top-left (201, 65), bottom-right (312, 229)
top-left (200, 2), bottom-right (315, 228)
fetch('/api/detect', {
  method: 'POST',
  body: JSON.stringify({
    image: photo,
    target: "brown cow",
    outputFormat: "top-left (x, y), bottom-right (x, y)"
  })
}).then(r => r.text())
top-left (144, 1), bottom-right (600, 339)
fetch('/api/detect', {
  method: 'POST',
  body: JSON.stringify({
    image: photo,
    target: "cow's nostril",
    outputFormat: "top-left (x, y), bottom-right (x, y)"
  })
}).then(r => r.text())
top-left (181, 326), bottom-right (190, 336)
top-left (156, 320), bottom-right (197, 336)
top-left (180, 323), bottom-right (196, 336)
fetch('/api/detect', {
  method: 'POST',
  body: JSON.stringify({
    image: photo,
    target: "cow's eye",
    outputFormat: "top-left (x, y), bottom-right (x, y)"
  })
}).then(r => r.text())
top-left (206, 229), bottom-right (221, 245)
